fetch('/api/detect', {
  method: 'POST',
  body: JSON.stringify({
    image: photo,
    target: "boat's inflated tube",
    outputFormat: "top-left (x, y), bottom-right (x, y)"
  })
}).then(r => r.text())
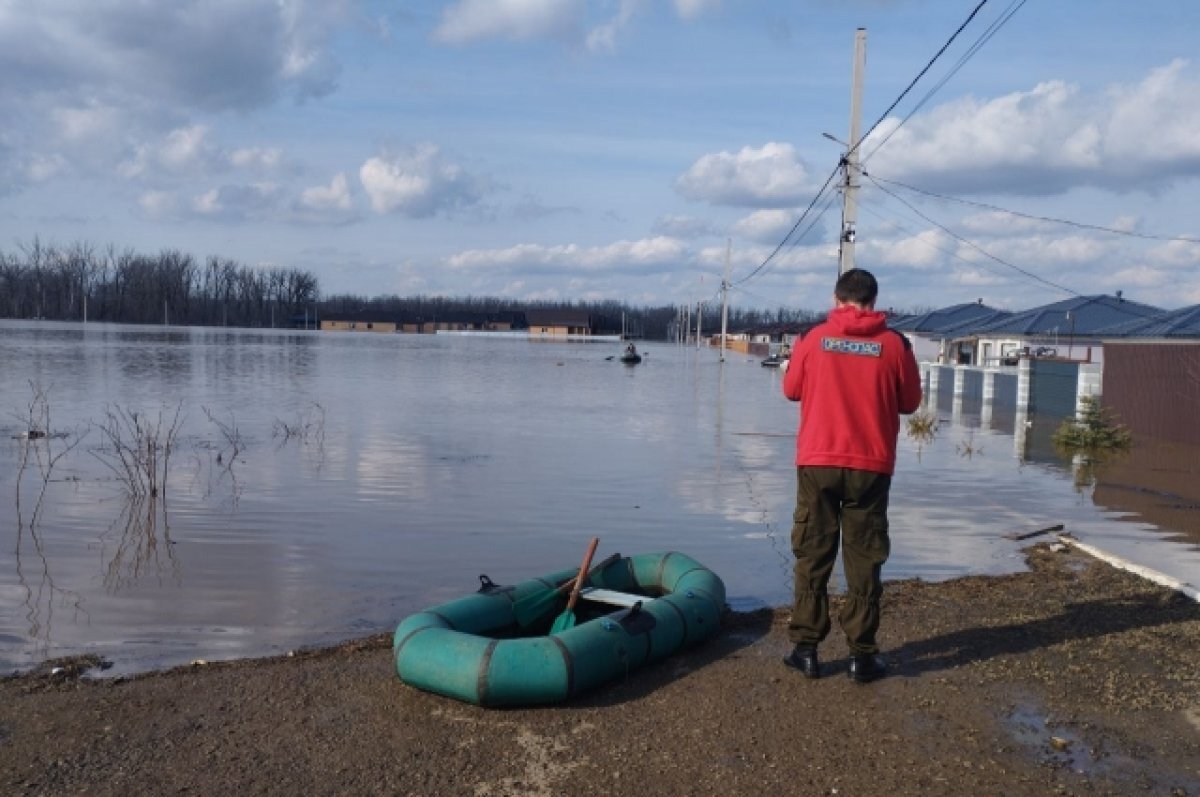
top-left (393, 551), bottom-right (725, 706)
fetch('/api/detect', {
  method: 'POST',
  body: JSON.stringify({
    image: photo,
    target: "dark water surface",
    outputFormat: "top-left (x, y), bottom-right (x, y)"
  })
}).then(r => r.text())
top-left (2, 320), bottom-right (1197, 675)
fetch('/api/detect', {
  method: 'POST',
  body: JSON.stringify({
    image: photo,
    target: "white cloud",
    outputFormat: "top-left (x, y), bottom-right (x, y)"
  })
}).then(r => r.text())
top-left (985, 234), bottom-right (1116, 266)
top-left (190, 183), bottom-right (279, 220)
top-left (733, 209), bottom-right (799, 243)
top-left (193, 188), bottom-right (222, 215)
top-left (585, 0), bottom-right (638, 54)
top-left (25, 153), bottom-right (68, 182)
top-left (433, 0), bottom-right (584, 44)
top-left (230, 147), bottom-right (283, 171)
top-left (118, 125), bottom-right (287, 184)
top-left (300, 173), bottom-right (352, 211)
top-left (0, 1), bottom-right (347, 112)
top-left (884, 229), bottom-right (951, 269)
top-left (866, 60), bottom-right (1200, 195)
top-left (1148, 239), bottom-right (1200, 269)
top-left (1110, 215), bottom-right (1141, 234)
top-left (52, 104), bottom-right (119, 142)
top-left (1105, 265), bottom-right (1170, 289)
top-left (673, 0), bottom-right (720, 19)
top-left (654, 213), bottom-right (719, 239)
top-left (138, 190), bottom-right (176, 218)
top-left (959, 211), bottom-right (1055, 236)
top-left (446, 236), bottom-right (687, 274)
top-left (359, 145), bottom-right (485, 217)
top-left (951, 268), bottom-right (1008, 287)
top-left (120, 125), bottom-right (216, 178)
top-left (676, 142), bottom-right (818, 208)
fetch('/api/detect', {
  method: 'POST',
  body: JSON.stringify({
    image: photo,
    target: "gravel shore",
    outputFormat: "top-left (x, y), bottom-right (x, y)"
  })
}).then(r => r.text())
top-left (2, 542), bottom-right (1198, 796)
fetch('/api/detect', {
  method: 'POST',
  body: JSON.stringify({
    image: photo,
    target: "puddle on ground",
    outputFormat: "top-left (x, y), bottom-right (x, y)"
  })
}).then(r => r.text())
top-left (1003, 698), bottom-right (1134, 778)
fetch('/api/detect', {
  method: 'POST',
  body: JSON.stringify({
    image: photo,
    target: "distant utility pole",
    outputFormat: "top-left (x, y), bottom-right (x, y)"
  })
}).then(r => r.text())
top-left (720, 239), bottom-right (731, 363)
top-left (696, 300), bottom-right (703, 351)
top-left (838, 27), bottom-right (867, 277)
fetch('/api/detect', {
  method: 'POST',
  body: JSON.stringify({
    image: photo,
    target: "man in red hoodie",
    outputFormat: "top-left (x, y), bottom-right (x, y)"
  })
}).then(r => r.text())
top-left (781, 268), bottom-right (922, 684)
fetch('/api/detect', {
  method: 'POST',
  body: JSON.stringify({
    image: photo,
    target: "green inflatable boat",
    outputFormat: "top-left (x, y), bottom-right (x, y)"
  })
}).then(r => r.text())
top-left (393, 551), bottom-right (726, 707)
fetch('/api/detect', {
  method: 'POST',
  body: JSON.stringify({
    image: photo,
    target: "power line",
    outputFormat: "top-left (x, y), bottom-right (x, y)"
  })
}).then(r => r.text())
top-left (856, 195), bottom-right (1052, 292)
top-left (850, 0), bottom-right (990, 161)
top-left (735, 188), bottom-right (841, 288)
top-left (736, 2), bottom-right (994, 290)
top-left (866, 172), bottom-right (1079, 296)
top-left (862, 0), bottom-right (1028, 164)
top-left (727, 283), bottom-right (780, 307)
top-left (870, 175), bottom-right (1200, 244)
top-left (732, 164), bottom-right (841, 286)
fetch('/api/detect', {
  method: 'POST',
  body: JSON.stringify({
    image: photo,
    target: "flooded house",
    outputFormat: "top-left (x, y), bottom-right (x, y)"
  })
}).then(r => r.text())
top-left (889, 300), bottom-right (1011, 365)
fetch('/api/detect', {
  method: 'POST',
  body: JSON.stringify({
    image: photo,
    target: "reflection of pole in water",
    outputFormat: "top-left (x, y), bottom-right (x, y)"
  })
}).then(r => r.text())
top-left (1014, 411), bottom-right (1029, 459)
top-left (980, 368), bottom-right (997, 431)
top-left (714, 355), bottom-right (726, 480)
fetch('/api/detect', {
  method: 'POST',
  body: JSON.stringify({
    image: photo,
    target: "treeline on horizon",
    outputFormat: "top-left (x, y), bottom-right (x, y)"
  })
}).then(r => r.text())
top-left (0, 240), bottom-right (319, 328)
top-left (0, 239), bottom-right (824, 338)
top-left (320, 293), bottom-right (824, 339)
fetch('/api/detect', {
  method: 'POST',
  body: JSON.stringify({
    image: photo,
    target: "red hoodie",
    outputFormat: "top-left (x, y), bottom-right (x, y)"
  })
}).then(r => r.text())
top-left (782, 305), bottom-right (922, 475)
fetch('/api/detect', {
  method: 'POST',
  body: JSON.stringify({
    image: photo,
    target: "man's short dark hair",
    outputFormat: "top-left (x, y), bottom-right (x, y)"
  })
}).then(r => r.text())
top-left (834, 268), bottom-right (878, 306)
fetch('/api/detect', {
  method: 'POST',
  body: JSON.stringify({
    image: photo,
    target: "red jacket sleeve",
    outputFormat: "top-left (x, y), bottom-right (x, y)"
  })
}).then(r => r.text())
top-left (782, 340), bottom-right (805, 401)
top-left (897, 343), bottom-right (922, 414)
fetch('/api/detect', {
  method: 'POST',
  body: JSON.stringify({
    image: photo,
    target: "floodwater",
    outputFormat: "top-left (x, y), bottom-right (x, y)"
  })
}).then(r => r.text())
top-left (1, 320), bottom-right (1197, 675)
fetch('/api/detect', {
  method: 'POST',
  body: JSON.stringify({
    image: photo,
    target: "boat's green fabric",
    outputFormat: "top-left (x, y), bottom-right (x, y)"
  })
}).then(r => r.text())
top-left (393, 552), bottom-right (725, 706)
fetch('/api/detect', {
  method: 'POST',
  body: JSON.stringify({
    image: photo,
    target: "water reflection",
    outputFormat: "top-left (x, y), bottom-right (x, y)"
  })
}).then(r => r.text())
top-left (1, 320), bottom-right (1198, 676)
top-left (1089, 438), bottom-right (1200, 546)
top-left (99, 494), bottom-right (179, 592)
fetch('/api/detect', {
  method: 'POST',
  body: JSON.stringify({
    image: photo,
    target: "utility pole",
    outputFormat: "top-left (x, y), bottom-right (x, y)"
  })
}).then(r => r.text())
top-left (838, 27), bottom-right (867, 276)
top-left (695, 301), bottom-right (703, 351)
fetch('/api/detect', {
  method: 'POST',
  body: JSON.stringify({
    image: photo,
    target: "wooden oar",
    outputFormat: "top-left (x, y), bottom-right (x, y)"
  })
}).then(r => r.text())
top-left (550, 537), bottom-right (599, 634)
top-left (512, 551), bottom-right (619, 630)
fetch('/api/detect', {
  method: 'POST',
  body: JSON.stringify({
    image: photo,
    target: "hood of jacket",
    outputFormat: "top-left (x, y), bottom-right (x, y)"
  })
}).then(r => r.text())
top-left (825, 304), bottom-right (888, 337)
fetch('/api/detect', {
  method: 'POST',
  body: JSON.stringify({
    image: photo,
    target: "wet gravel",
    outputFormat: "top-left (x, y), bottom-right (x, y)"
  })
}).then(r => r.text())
top-left (2, 543), bottom-right (1198, 796)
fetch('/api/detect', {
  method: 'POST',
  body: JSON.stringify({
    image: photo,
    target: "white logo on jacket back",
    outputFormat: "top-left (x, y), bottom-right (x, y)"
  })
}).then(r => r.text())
top-left (821, 337), bottom-right (881, 357)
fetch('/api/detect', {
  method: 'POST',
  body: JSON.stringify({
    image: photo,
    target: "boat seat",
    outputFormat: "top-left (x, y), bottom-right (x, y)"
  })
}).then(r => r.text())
top-left (578, 587), bottom-right (651, 608)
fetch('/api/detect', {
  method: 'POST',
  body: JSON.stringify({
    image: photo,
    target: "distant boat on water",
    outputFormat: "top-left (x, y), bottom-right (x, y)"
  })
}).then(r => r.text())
top-left (761, 345), bottom-right (790, 369)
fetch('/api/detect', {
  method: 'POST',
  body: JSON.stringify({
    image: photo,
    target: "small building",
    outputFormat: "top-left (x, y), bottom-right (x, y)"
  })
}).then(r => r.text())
top-left (320, 314), bottom-right (398, 333)
top-left (525, 309), bottom-right (593, 337)
top-left (956, 294), bottom-right (1163, 367)
top-left (1098, 304), bottom-right (1200, 445)
top-left (889, 300), bottom-right (1010, 365)
top-left (738, 322), bottom-right (817, 357)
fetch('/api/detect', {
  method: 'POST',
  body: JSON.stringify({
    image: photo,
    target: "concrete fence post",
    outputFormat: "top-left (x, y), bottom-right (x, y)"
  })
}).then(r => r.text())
top-left (1076, 363), bottom-right (1103, 418)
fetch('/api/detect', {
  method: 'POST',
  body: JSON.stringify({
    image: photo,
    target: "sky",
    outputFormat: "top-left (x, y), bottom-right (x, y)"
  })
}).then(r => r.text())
top-left (3, 0), bottom-right (1200, 314)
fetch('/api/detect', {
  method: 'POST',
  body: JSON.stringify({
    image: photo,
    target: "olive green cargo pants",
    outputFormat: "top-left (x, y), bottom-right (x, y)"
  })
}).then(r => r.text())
top-left (788, 465), bottom-right (891, 655)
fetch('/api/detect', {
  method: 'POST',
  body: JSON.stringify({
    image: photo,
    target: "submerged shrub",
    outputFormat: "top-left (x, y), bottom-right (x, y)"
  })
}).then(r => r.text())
top-left (906, 408), bottom-right (939, 443)
top-left (1053, 396), bottom-right (1132, 451)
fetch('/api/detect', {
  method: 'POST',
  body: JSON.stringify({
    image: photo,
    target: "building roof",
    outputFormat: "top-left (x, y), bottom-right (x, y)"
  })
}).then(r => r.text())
top-left (969, 294), bottom-right (1163, 337)
top-left (889, 302), bottom-right (1010, 336)
top-left (1096, 304), bottom-right (1200, 338)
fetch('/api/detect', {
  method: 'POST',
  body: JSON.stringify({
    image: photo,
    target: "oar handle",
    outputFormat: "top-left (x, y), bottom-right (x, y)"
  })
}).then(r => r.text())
top-left (563, 537), bottom-right (599, 613)
top-left (554, 552), bottom-right (620, 595)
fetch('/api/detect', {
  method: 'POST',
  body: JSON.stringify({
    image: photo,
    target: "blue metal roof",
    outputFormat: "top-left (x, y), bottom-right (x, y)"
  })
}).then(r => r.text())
top-left (1096, 304), bottom-right (1200, 338)
top-left (969, 295), bottom-right (1163, 337)
top-left (889, 302), bottom-right (1010, 335)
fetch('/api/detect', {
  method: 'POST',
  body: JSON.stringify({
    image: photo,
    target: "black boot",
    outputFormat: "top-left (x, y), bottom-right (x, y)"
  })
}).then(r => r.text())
top-left (782, 645), bottom-right (820, 679)
top-left (847, 653), bottom-right (887, 684)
